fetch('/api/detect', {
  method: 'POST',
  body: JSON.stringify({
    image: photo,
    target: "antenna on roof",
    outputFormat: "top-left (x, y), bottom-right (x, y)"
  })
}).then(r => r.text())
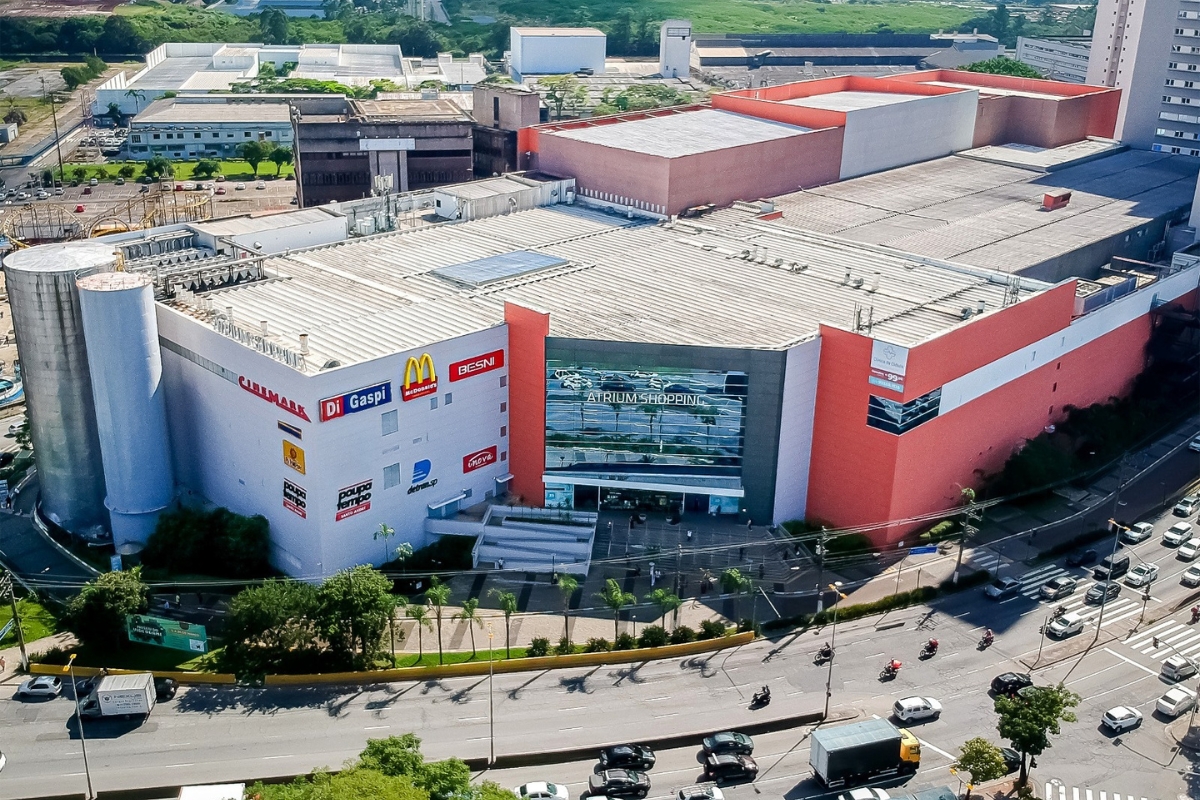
top-left (1003, 274), bottom-right (1021, 307)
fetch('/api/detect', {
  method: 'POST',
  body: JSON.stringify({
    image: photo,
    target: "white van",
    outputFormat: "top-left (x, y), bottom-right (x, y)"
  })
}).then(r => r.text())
top-left (1162, 654), bottom-right (1198, 682)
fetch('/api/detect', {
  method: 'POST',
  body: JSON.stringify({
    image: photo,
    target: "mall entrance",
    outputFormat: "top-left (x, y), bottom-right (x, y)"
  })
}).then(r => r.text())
top-left (563, 486), bottom-right (737, 519)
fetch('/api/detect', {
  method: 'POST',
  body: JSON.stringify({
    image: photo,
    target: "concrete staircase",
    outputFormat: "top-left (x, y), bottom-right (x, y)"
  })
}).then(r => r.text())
top-left (425, 505), bottom-right (598, 575)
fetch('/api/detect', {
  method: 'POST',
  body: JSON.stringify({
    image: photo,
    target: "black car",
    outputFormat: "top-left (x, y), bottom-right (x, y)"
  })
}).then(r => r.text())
top-left (1085, 581), bottom-right (1121, 604)
top-left (587, 770), bottom-right (650, 799)
top-left (598, 745), bottom-right (655, 771)
top-left (704, 754), bottom-right (759, 783)
top-left (1000, 747), bottom-right (1022, 774)
top-left (702, 731), bottom-right (753, 755)
top-left (1066, 549), bottom-right (1098, 567)
top-left (155, 677), bottom-right (178, 701)
top-left (991, 672), bottom-right (1033, 696)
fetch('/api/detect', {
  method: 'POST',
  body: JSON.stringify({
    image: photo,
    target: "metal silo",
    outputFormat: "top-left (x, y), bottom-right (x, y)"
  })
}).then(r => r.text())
top-left (3, 242), bottom-right (113, 531)
top-left (77, 272), bottom-right (175, 550)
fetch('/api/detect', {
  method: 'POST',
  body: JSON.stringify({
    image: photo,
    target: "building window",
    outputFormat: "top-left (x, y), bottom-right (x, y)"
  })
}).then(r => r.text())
top-left (500, 425), bottom-right (507, 437)
top-left (264, 131), bottom-right (272, 138)
top-left (244, 131), bottom-right (252, 137)
top-left (165, 133), bottom-right (173, 140)
top-left (194, 132), bottom-right (202, 139)
top-left (430, 396), bottom-right (438, 410)
top-left (500, 450), bottom-right (507, 461)
top-left (500, 402), bottom-right (507, 412)
top-left (131, 134), bottom-right (142, 143)
top-left (866, 388), bottom-right (942, 435)
top-left (383, 463), bottom-right (401, 489)
top-left (381, 409), bottom-right (398, 435)
top-left (499, 375), bottom-right (507, 387)
top-left (444, 392), bottom-right (453, 405)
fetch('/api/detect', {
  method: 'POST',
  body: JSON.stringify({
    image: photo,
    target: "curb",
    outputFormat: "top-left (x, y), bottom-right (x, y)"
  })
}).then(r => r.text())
top-left (31, 501), bottom-right (100, 577)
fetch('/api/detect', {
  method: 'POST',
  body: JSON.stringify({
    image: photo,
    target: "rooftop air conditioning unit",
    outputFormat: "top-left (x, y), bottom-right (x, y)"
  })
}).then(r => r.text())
top-left (1043, 190), bottom-right (1071, 211)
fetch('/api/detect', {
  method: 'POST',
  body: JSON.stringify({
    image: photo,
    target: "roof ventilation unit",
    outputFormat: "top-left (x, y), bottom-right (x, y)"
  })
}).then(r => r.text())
top-left (961, 307), bottom-right (974, 319)
top-left (1042, 190), bottom-right (1071, 211)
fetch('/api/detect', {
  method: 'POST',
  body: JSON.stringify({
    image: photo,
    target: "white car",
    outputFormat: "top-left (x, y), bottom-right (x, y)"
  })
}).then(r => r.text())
top-left (1182, 564), bottom-right (1200, 587)
top-left (1124, 563), bottom-right (1159, 587)
top-left (17, 676), bottom-right (62, 698)
top-left (1190, 434), bottom-right (1200, 453)
top-left (1176, 495), bottom-right (1200, 517)
top-left (1101, 705), bottom-right (1142, 732)
top-left (1156, 687), bottom-right (1196, 718)
top-left (677, 787), bottom-right (724, 800)
top-left (838, 790), bottom-right (890, 800)
top-left (1164, 522), bottom-right (1193, 546)
top-left (516, 783), bottom-right (569, 800)
top-left (34, 190), bottom-right (48, 199)
top-left (1121, 522), bottom-right (1155, 544)
top-left (256, 181), bottom-right (266, 189)
top-left (235, 182), bottom-right (246, 190)
top-left (1047, 611), bottom-right (1085, 638)
top-left (1179, 538), bottom-right (1200, 561)
top-left (892, 696), bottom-right (942, 722)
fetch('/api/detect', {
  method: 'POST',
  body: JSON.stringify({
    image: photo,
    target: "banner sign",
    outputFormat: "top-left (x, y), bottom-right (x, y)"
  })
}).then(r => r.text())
top-left (284, 479), bottom-right (307, 518)
top-left (126, 614), bottom-right (208, 653)
top-left (283, 441), bottom-right (306, 474)
top-left (463, 446), bottom-right (497, 473)
top-left (449, 349), bottom-right (505, 382)
top-left (336, 479), bottom-right (372, 521)
top-left (869, 340), bottom-right (909, 393)
top-left (320, 381), bottom-right (393, 422)
top-left (402, 354), bottom-right (438, 401)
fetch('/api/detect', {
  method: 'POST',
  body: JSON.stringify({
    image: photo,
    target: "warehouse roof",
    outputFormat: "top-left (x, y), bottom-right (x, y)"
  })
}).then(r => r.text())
top-left (174, 203), bottom-right (1042, 372)
top-left (512, 27), bottom-right (605, 37)
top-left (782, 89), bottom-right (939, 111)
top-left (542, 109), bottom-right (813, 158)
top-left (134, 99), bottom-right (291, 125)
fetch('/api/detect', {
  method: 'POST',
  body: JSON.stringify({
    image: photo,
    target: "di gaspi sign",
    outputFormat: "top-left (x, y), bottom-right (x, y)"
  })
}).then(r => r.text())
top-left (402, 353), bottom-right (438, 401)
top-left (320, 380), bottom-right (393, 422)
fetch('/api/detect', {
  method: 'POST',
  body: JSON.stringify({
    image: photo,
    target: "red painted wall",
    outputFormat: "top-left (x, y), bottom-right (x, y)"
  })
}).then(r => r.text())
top-left (538, 135), bottom-right (672, 210)
top-left (503, 302), bottom-right (549, 505)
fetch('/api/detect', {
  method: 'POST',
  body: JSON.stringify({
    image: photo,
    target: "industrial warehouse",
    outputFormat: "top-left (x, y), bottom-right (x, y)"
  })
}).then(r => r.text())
top-left (5, 70), bottom-right (1200, 580)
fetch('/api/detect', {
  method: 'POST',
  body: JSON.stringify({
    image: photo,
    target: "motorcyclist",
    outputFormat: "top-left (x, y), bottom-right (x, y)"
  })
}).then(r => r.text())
top-left (1192, 606), bottom-right (1199, 623)
top-left (819, 642), bottom-right (833, 658)
top-left (983, 627), bottom-right (994, 643)
top-left (926, 637), bottom-right (939, 652)
top-left (884, 658), bottom-right (901, 674)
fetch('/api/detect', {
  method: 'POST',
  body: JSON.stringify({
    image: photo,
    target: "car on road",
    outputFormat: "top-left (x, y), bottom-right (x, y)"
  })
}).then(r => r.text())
top-left (1000, 747), bottom-right (1022, 774)
top-left (215, 186), bottom-right (227, 195)
top-left (1066, 549), bottom-right (1098, 567)
top-left (1086, 581), bottom-right (1121, 603)
top-left (598, 745), bottom-right (655, 771)
top-left (1180, 539), bottom-right (1200, 561)
top-left (115, 177), bottom-right (124, 185)
top-left (702, 731), bottom-right (753, 755)
top-left (1182, 564), bottom-right (1200, 587)
top-left (1121, 522), bottom-right (1155, 544)
top-left (516, 783), bottom-right (569, 800)
top-left (74, 204), bottom-right (86, 213)
top-left (155, 677), bottom-right (178, 701)
top-left (1101, 706), bottom-right (1142, 732)
top-left (985, 576), bottom-right (1023, 600)
top-left (676, 786), bottom-right (723, 800)
top-left (892, 696), bottom-right (942, 722)
top-left (53, 187), bottom-right (63, 195)
top-left (703, 754), bottom-right (758, 783)
top-left (256, 180), bottom-right (266, 189)
top-left (1164, 522), bottom-right (1193, 546)
top-left (15, 192), bottom-right (29, 200)
top-left (236, 182), bottom-right (246, 190)
top-left (35, 190), bottom-right (48, 199)
top-left (838, 790), bottom-right (890, 800)
top-left (1047, 611), bottom-right (1085, 638)
top-left (1175, 495), bottom-right (1200, 517)
top-left (1040, 575), bottom-right (1078, 600)
top-left (991, 672), bottom-right (1033, 696)
top-left (588, 770), bottom-right (650, 798)
top-left (1190, 434), bottom-right (1200, 453)
top-left (1155, 687), bottom-right (1196, 717)
top-left (17, 676), bottom-right (62, 698)
top-left (1124, 563), bottom-right (1159, 587)
top-left (1162, 655), bottom-right (1199, 682)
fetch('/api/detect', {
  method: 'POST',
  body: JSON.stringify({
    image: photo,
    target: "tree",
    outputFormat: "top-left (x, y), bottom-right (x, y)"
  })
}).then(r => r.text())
top-left (65, 567), bottom-right (149, 650)
top-left (223, 578), bottom-right (321, 676)
top-left (117, 164), bottom-right (136, 179)
top-left (12, 418), bottom-right (31, 451)
top-left (424, 576), bottom-right (451, 665)
top-left (556, 575), bottom-right (578, 647)
top-left (539, 75), bottom-right (586, 120)
top-left (995, 684), bottom-right (1080, 787)
top-left (489, 589), bottom-right (518, 658)
top-left (71, 166), bottom-right (89, 184)
top-left (405, 603), bottom-right (433, 660)
top-left (964, 56), bottom-right (1044, 79)
top-left (954, 738), bottom-right (1008, 800)
top-left (452, 598), bottom-right (483, 658)
top-left (143, 155), bottom-right (173, 179)
top-left (720, 567), bottom-right (753, 620)
top-left (103, 16), bottom-right (145, 55)
top-left (106, 102), bottom-right (123, 127)
top-left (123, 89), bottom-right (146, 115)
top-left (317, 565), bottom-right (395, 666)
top-left (375, 522), bottom-right (396, 564)
top-left (193, 159), bottom-right (220, 179)
top-left (250, 767), bottom-right (427, 800)
top-left (596, 578), bottom-right (636, 641)
top-left (358, 733), bottom-right (473, 800)
top-left (269, 145), bottom-right (293, 175)
top-left (260, 7), bottom-right (290, 45)
top-left (4, 105), bottom-right (26, 126)
top-left (648, 588), bottom-right (681, 630)
top-left (239, 140), bottom-right (272, 176)
top-left (60, 66), bottom-right (89, 91)
top-left (143, 506), bottom-right (269, 578)
top-left (608, 8), bottom-right (633, 55)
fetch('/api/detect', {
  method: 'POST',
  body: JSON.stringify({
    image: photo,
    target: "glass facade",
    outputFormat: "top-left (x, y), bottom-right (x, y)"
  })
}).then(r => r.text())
top-left (866, 388), bottom-right (942, 435)
top-left (545, 361), bottom-right (748, 491)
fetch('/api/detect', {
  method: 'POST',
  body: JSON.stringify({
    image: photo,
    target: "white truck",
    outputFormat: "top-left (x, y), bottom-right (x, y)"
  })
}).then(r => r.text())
top-left (78, 673), bottom-right (156, 720)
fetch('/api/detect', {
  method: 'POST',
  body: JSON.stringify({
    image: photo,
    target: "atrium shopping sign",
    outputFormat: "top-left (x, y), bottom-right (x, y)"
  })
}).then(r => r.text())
top-left (402, 353), bottom-right (438, 401)
top-left (868, 340), bottom-right (908, 392)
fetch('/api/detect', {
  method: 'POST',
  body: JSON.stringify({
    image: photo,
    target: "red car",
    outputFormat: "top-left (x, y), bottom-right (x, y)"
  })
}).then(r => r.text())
top-left (74, 204), bottom-right (86, 213)
top-left (215, 187), bottom-right (227, 195)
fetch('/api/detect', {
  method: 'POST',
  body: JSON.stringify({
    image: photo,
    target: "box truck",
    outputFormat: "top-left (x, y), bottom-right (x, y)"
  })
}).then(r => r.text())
top-left (79, 673), bottom-right (156, 720)
top-left (809, 718), bottom-right (921, 788)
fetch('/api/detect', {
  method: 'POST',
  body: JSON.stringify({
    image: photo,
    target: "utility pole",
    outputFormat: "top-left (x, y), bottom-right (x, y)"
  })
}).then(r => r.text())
top-left (1092, 456), bottom-right (1134, 646)
top-left (954, 490), bottom-right (982, 585)
top-left (40, 77), bottom-right (64, 185)
top-left (0, 573), bottom-right (29, 669)
top-left (815, 526), bottom-right (829, 612)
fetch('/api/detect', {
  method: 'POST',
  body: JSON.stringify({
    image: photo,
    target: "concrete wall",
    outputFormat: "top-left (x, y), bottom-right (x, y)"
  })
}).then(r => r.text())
top-left (1087, 0), bottom-right (1176, 149)
top-left (511, 31), bottom-right (606, 78)
top-left (839, 90), bottom-right (977, 179)
top-left (473, 86), bottom-right (541, 131)
top-left (538, 135), bottom-right (671, 212)
top-left (771, 338), bottom-right (822, 525)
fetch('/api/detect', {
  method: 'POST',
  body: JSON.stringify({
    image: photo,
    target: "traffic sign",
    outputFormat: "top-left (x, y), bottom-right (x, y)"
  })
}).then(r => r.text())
top-left (908, 545), bottom-right (939, 555)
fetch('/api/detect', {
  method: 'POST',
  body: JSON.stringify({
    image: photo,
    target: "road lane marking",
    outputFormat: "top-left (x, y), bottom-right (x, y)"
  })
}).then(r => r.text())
top-left (1100, 607), bottom-right (1146, 628)
top-left (916, 738), bottom-right (955, 759)
top-left (1081, 673), bottom-right (1152, 701)
top-left (1102, 647), bottom-right (1159, 676)
top-left (364, 725), bottom-right (391, 730)
top-left (560, 726), bottom-right (583, 731)
top-left (164, 764), bottom-right (195, 768)
top-left (262, 755), bottom-right (292, 760)
top-left (458, 716), bottom-right (488, 722)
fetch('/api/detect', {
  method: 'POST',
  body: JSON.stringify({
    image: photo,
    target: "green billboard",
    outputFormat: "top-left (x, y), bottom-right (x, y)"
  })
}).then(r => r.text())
top-left (126, 614), bottom-right (208, 654)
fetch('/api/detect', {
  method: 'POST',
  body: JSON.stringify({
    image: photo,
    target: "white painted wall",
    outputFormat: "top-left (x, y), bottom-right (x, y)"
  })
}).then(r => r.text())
top-left (838, 90), bottom-right (978, 180)
top-left (157, 305), bottom-right (510, 579)
top-left (771, 337), bottom-right (822, 525)
top-left (510, 30), bottom-right (606, 78)
top-left (659, 20), bottom-right (692, 79)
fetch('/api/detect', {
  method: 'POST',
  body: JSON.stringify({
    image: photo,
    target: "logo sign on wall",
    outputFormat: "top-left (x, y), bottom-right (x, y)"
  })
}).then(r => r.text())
top-left (463, 446), bottom-right (498, 473)
top-left (409, 459), bottom-right (438, 494)
top-left (868, 340), bottom-right (909, 393)
top-left (284, 479), bottom-right (308, 518)
top-left (336, 480), bottom-right (372, 521)
top-left (239, 375), bottom-right (311, 421)
top-left (449, 349), bottom-right (505, 382)
top-left (283, 441), bottom-right (306, 474)
top-left (320, 381), bottom-right (393, 422)
top-left (402, 353), bottom-right (438, 401)
top-left (126, 614), bottom-right (208, 653)
top-left (278, 420), bottom-right (303, 440)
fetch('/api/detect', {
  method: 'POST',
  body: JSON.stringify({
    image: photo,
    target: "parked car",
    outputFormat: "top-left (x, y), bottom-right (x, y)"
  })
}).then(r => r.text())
top-left (53, 187), bottom-right (63, 195)
top-left (17, 676), bottom-right (62, 698)
top-left (1156, 687), bottom-right (1196, 717)
top-left (1175, 495), bottom-right (1200, 517)
top-left (1181, 539), bottom-right (1200, 561)
top-left (702, 732), bottom-right (753, 756)
top-left (215, 174), bottom-right (226, 182)
top-left (598, 745), bottom-right (655, 771)
top-left (115, 177), bottom-right (125, 185)
top-left (1101, 706), bottom-right (1142, 732)
top-left (74, 204), bottom-right (86, 213)
top-left (1162, 655), bottom-right (1198, 682)
top-left (703, 754), bottom-right (758, 783)
top-left (587, 770), bottom-right (650, 798)
top-left (1182, 564), bottom-right (1200, 587)
top-left (215, 187), bottom-right (227, 195)
top-left (516, 784), bottom-right (569, 800)
top-left (677, 786), bottom-right (723, 800)
top-left (256, 180), bottom-right (266, 189)
top-left (1040, 576), bottom-right (1078, 600)
top-left (1121, 522), bottom-right (1155, 544)
top-left (34, 190), bottom-right (48, 199)
top-left (984, 576), bottom-right (1022, 600)
top-left (88, 178), bottom-right (98, 186)
top-left (154, 677), bottom-right (178, 701)
top-left (991, 672), bottom-right (1033, 696)
top-left (892, 696), bottom-right (942, 722)
top-left (1164, 522), bottom-right (1193, 546)
top-left (1124, 563), bottom-right (1159, 587)
top-left (1190, 434), bottom-right (1200, 453)
top-left (235, 182), bottom-right (246, 190)
top-left (1047, 611), bottom-right (1085, 638)
top-left (1000, 747), bottom-right (1022, 774)
top-left (1086, 582), bottom-right (1121, 604)
top-left (82, 186), bottom-right (92, 195)
top-left (1066, 549), bottom-right (1098, 567)
top-left (838, 790), bottom-right (890, 800)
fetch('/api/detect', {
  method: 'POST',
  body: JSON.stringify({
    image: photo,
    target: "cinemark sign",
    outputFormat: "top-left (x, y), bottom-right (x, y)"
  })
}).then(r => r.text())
top-left (449, 349), bottom-right (504, 382)
top-left (463, 445), bottom-right (498, 473)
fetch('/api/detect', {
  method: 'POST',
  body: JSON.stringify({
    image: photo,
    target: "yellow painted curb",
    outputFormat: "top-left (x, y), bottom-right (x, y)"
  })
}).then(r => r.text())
top-left (265, 631), bottom-right (756, 686)
top-left (30, 663), bottom-right (237, 684)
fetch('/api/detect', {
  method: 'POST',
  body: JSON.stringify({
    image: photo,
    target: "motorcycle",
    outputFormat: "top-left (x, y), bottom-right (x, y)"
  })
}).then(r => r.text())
top-left (814, 646), bottom-right (834, 665)
top-left (1191, 606), bottom-right (1199, 624)
top-left (1052, 605), bottom-right (1067, 620)
top-left (879, 660), bottom-right (901, 680)
top-left (919, 642), bottom-right (938, 660)
top-left (979, 633), bottom-right (994, 650)
top-left (750, 686), bottom-right (771, 708)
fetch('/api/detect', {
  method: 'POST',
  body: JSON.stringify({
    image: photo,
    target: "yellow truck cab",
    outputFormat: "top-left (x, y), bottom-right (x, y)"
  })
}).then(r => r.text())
top-left (899, 727), bottom-right (921, 769)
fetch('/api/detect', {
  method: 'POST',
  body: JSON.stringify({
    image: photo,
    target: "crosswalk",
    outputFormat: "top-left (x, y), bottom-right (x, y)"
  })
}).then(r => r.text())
top-left (1044, 780), bottom-right (1157, 800)
top-left (1123, 616), bottom-right (1200, 661)
top-left (1009, 563), bottom-right (1154, 630)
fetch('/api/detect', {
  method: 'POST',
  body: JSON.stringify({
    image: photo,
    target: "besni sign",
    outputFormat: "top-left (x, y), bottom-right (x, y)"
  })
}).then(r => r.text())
top-left (449, 349), bottom-right (505, 382)
top-left (868, 340), bottom-right (909, 392)
top-left (283, 441), bottom-right (306, 474)
top-left (402, 353), bottom-right (438, 401)
top-left (463, 445), bottom-right (498, 473)
top-left (284, 479), bottom-right (307, 518)
top-left (320, 381), bottom-right (393, 421)
top-left (336, 479), bottom-right (372, 521)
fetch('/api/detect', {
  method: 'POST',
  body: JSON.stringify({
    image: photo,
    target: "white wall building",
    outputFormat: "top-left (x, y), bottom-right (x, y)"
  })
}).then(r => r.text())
top-left (509, 28), bottom-right (606, 80)
top-left (1016, 36), bottom-right (1091, 82)
top-left (659, 20), bottom-right (692, 79)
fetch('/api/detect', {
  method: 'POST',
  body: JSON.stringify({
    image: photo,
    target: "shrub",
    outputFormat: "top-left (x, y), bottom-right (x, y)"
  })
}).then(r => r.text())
top-left (698, 619), bottom-right (728, 640)
top-left (142, 506), bottom-right (271, 578)
top-left (669, 625), bottom-right (697, 644)
top-left (919, 520), bottom-right (957, 543)
top-left (637, 625), bottom-right (668, 648)
top-left (613, 632), bottom-right (636, 651)
top-left (824, 532), bottom-right (874, 556)
top-left (28, 645), bottom-right (70, 666)
top-left (736, 618), bottom-right (761, 635)
top-left (554, 636), bottom-right (573, 656)
top-left (584, 637), bottom-right (611, 653)
top-left (527, 637), bottom-right (550, 657)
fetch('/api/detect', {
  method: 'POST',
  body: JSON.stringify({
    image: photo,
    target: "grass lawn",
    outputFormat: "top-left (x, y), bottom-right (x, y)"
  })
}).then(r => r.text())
top-left (41, 642), bottom-right (224, 672)
top-left (60, 160), bottom-right (294, 183)
top-left (392, 646), bottom-right (532, 667)
top-left (0, 598), bottom-right (59, 646)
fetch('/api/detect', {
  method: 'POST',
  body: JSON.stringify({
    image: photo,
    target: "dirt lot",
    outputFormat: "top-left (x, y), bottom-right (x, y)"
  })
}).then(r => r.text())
top-left (0, 0), bottom-right (123, 17)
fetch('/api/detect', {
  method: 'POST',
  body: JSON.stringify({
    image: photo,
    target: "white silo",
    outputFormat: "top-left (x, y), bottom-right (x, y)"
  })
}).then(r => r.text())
top-left (76, 272), bottom-right (175, 550)
top-left (3, 242), bottom-right (113, 531)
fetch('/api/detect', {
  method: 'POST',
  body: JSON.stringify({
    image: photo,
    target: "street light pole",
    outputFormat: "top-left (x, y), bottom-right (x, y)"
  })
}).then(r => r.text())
top-left (66, 655), bottom-right (94, 799)
top-left (1, 574), bottom-right (29, 669)
top-left (1035, 615), bottom-right (1049, 664)
top-left (40, 77), bottom-right (64, 184)
top-left (823, 580), bottom-right (845, 719)
top-left (487, 624), bottom-right (495, 765)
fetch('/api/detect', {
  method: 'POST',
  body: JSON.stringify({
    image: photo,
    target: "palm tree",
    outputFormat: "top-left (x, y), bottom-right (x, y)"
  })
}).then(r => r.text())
top-left (405, 603), bottom-right (433, 660)
top-left (425, 576), bottom-right (452, 665)
top-left (557, 575), bottom-right (579, 646)
top-left (720, 568), bottom-right (753, 622)
top-left (489, 589), bottom-right (518, 658)
top-left (596, 578), bottom-right (636, 641)
top-left (4, 104), bottom-right (27, 126)
top-left (373, 522), bottom-right (395, 564)
top-left (123, 88), bottom-right (146, 115)
top-left (649, 588), bottom-right (682, 630)
top-left (453, 598), bottom-right (484, 658)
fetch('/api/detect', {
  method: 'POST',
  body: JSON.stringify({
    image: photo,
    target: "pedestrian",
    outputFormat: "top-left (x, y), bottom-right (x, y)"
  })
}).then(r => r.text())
top-left (739, 546), bottom-right (745, 560)
top-left (686, 529), bottom-right (693, 541)
top-left (759, 563), bottom-right (765, 579)
top-left (1, 656), bottom-right (7, 672)
top-left (497, 557), bottom-right (504, 569)
top-left (747, 519), bottom-right (753, 531)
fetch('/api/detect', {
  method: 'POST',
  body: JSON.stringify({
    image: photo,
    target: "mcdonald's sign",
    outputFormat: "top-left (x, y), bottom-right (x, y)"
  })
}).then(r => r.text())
top-left (401, 353), bottom-right (438, 401)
